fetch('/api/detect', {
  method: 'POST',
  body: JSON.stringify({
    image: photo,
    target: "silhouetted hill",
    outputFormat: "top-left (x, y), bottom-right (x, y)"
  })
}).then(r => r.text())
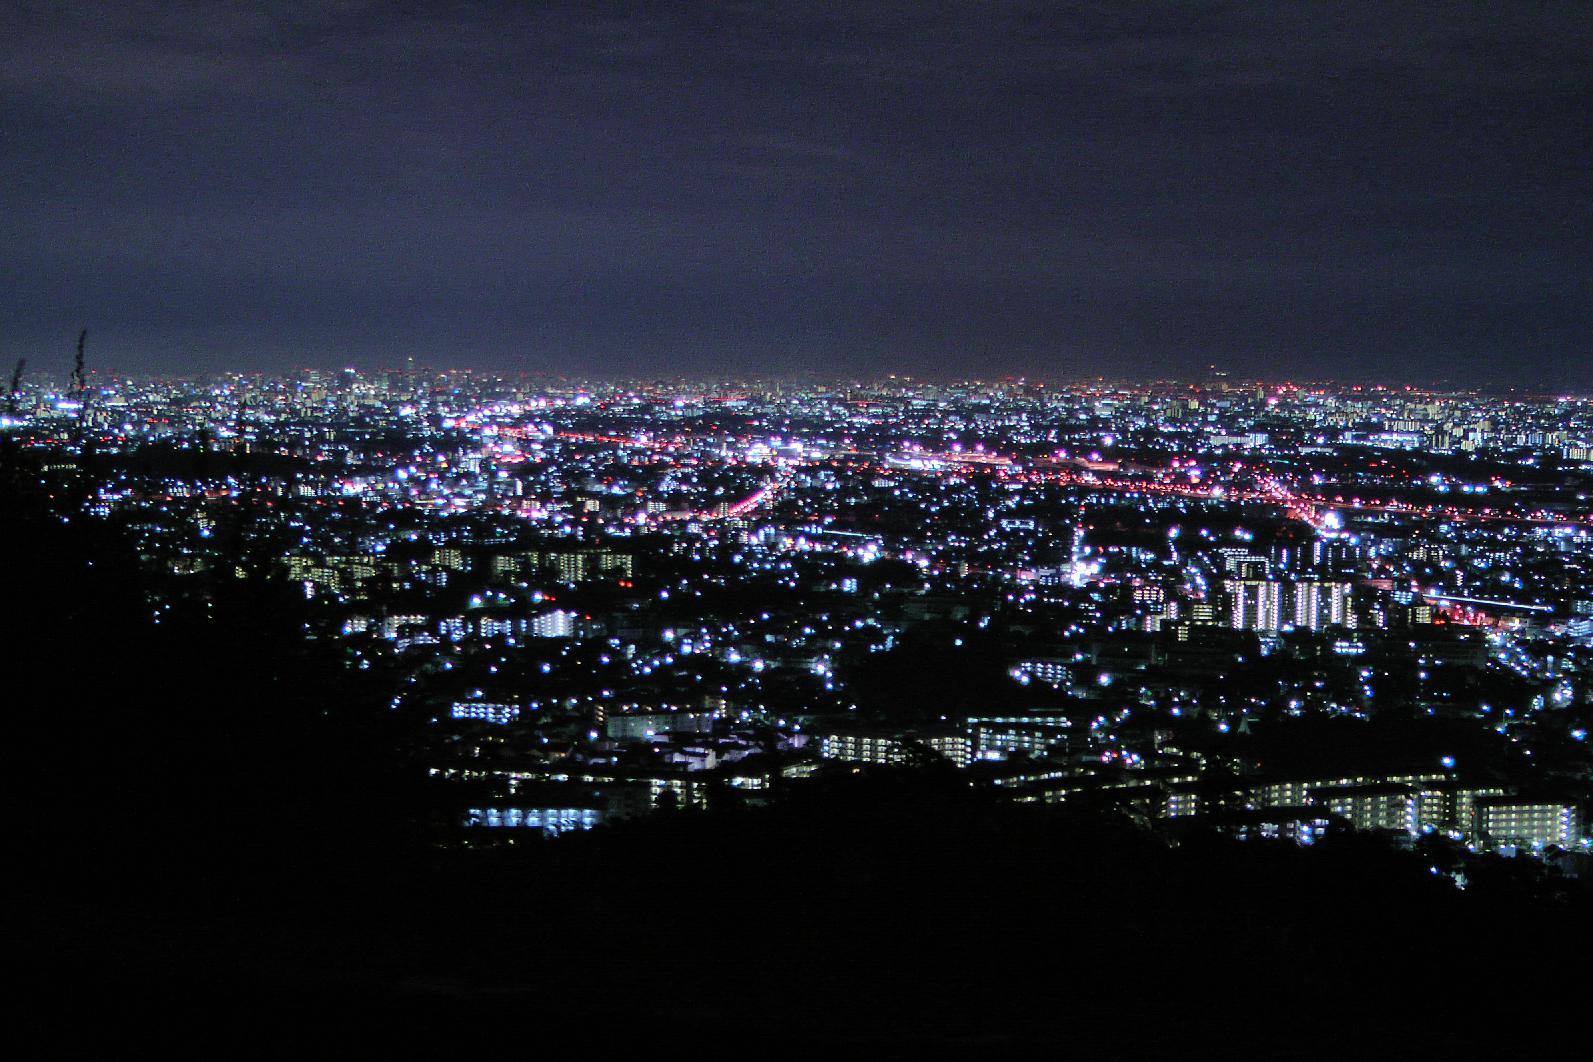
top-left (7, 457), bottom-right (1587, 1050)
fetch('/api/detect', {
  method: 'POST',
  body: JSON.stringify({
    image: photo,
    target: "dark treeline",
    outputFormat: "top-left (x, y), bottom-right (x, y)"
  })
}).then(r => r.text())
top-left (7, 452), bottom-right (1588, 1049)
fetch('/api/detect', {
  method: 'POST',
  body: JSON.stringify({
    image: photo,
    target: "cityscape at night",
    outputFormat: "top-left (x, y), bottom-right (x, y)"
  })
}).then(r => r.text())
top-left (8, 0), bottom-right (1592, 1050)
top-left (10, 368), bottom-right (1591, 1039)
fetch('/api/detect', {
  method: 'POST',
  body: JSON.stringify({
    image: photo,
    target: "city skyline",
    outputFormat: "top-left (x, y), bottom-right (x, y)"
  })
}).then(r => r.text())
top-left (16, 360), bottom-right (1593, 401)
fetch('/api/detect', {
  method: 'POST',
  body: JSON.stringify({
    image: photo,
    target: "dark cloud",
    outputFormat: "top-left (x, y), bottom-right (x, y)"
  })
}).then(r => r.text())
top-left (3, 1), bottom-right (1590, 385)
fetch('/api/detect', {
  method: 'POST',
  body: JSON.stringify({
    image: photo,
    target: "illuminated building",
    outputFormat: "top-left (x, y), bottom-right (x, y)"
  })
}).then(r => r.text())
top-left (1309, 783), bottom-right (1419, 836)
top-left (1470, 799), bottom-right (1582, 851)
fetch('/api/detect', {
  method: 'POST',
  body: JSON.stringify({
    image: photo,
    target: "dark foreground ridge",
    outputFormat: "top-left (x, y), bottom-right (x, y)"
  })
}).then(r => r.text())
top-left (8, 458), bottom-right (1587, 1050)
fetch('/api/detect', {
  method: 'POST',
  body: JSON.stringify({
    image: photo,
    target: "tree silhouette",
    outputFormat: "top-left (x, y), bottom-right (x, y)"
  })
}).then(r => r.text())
top-left (6, 358), bottom-right (23, 414)
top-left (70, 328), bottom-right (86, 396)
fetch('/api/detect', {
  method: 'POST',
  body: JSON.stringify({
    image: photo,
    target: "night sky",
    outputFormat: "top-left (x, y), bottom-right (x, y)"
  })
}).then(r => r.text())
top-left (4, 2), bottom-right (1591, 385)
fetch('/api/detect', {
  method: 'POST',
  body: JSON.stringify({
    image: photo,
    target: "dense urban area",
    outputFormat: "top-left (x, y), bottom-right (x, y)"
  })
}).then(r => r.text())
top-left (8, 368), bottom-right (1590, 862)
top-left (10, 367), bottom-right (1592, 1041)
